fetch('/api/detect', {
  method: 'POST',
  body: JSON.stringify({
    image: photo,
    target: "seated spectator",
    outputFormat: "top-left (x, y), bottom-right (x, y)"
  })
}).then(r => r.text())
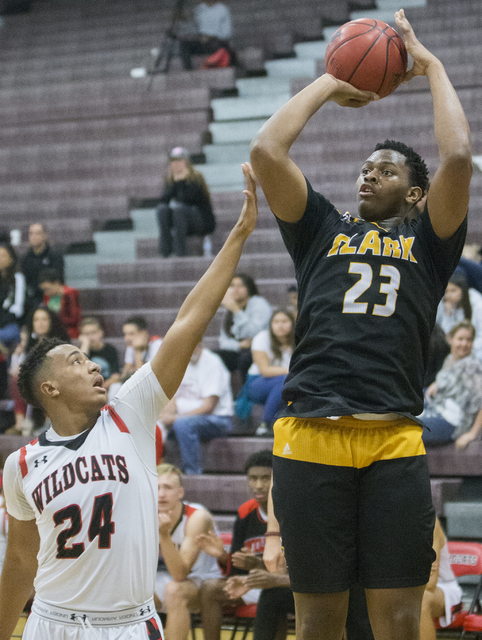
top-left (422, 321), bottom-right (482, 448)
top-left (436, 271), bottom-right (482, 360)
top-left (159, 343), bottom-right (233, 474)
top-left (286, 285), bottom-right (298, 320)
top-left (420, 517), bottom-right (463, 640)
top-left (38, 268), bottom-right (81, 339)
top-left (157, 147), bottom-right (215, 258)
top-left (26, 306), bottom-right (70, 352)
top-left (78, 317), bottom-right (120, 393)
top-left (424, 323), bottom-right (450, 388)
top-left (0, 470), bottom-right (7, 576)
top-left (242, 309), bottom-right (295, 437)
top-left (154, 463), bottom-right (222, 640)
top-left (0, 242), bottom-right (25, 351)
top-left (197, 451), bottom-right (276, 640)
top-left (21, 223), bottom-right (64, 315)
top-left (217, 274), bottom-right (271, 386)
top-left (179, 1), bottom-right (232, 70)
top-left (121, 315), bottom-right (162, 381)
top-left (5, 327), bottom-right (29, 435)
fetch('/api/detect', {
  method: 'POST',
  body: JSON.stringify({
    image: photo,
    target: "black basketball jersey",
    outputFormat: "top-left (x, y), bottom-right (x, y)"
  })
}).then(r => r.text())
top-left (277, 179), bottom-right (467, 420)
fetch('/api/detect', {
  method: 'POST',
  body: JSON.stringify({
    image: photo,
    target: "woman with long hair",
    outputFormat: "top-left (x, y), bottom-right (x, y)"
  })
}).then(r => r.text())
top-left (217, 273), bottom-right (271, 385)
top-left (0, 242), bottom-right (25, 352)
top-left (26, 306), bottom-right (70, 352)
top-left (157, 147), bottom-right (215, 257)
top-left (436, 271), bottom-right (482, 360)
top-left (245, 308), bottom-right (295, 436)
top-left (422, 321), bottom-right (482, 448)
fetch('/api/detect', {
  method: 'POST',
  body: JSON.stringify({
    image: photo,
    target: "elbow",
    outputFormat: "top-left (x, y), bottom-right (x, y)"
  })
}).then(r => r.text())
top-left (250, 135), bottom-right (282, 170)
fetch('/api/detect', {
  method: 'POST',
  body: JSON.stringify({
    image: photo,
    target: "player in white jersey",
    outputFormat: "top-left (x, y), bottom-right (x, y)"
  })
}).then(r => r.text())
top-left (0, 163), bottom-right (258, 640)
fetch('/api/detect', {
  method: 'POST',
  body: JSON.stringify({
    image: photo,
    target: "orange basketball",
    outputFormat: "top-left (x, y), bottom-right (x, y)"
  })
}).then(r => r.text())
top-left (325, 19), bottom-right (407, 99)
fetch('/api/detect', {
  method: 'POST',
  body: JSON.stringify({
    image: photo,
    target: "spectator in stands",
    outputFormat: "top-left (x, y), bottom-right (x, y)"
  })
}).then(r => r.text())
top-left (23, 307), bottom-right (70, 433)
top-left (154, 463), bottom-right (222, 640)
top-left (243, 309), bottom-right (295, 437)
top-left (38, 268), bottom-right (81, 339)
top-left (178, 1), bottom-right (232, 70)
top-left (121, 315), bottom-right (162, 381)
top-left (286, 285), bottom-right (298, 320)
top-left (78, 317), bottom-right (120, 393)
top-left (0, 242), bottom-right (25, 351)
top-left (5, 327), bottom-right (29, 435)
top-left (158, 343), bottom-right (233, 474)
top-left (197, 451), bottom-right (288, 640)
top-left (157, 147), bottom-right (215, 258)
top-left (0, 470), bottom-right (8, 577)
top-left (21, 223), bottom-right (64, 314)
top-left (420, 518), bottom-right (462, 640)
top-left (436, 271), bottom-right (482, 360)
top-left (217, 274), bottom-right (271, 385)
top-left (422, 321), bottom-right (482, 448)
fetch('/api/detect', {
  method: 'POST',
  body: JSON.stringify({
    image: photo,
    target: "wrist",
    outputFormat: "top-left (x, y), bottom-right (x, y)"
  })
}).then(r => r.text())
top-left (265, 531), bottom-right (281, 537)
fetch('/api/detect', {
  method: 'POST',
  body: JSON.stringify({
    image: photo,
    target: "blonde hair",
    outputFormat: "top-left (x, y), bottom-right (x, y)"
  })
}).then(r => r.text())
top-left (156, 463), bottom-right (183, 485)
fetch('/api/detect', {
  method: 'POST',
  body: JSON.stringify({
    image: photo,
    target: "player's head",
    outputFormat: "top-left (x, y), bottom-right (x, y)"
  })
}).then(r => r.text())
top-left (157, 463), bottom-right (184, 511)
top-left (356, 140), bottom-right (429, 222)
top-left (17, 337), bottom-right (106, 413)
top-left (123, 315), bottom-right (149, 347)
top-left (244, 450), bottom-right (272, 508)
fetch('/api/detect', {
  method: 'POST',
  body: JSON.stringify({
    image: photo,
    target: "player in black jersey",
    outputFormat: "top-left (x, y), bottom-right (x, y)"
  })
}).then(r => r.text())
top-left (250, 10), bottom-right (472, 640)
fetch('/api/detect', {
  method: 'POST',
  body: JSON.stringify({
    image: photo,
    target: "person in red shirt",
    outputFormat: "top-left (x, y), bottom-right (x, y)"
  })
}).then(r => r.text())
top-left (38, 268), bottom-right (81, 339)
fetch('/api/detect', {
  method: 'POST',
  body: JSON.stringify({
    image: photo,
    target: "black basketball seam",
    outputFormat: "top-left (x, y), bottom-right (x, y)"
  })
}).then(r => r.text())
top-left (347, 26), bottom-right (388, 84)
top-left (327, 25), bottom-right (378, 61)
top-left (376, 34), bottom-right (391, 95)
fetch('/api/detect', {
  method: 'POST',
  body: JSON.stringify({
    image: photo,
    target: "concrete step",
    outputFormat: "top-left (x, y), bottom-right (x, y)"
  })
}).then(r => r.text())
top-left (194, 163), bottom-right (245, 190)
top-left (203, 143), bottom-right (251, 165)
top-left (211, 93), bottom-right (290, 122)
top-left (294, 41), bottom-right (328, 59)
top-left (265, 58), bottom-right (317, 79)
top-left (236, 77), bottom-right (291, 98)
top-left (209, 119), bottom-right (266, 144)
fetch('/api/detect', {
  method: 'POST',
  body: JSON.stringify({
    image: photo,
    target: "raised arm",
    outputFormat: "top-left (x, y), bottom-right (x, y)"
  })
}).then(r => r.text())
top-left (250, 76), bottom-right (378, 223)
top-left (150, 163), bottom-right (257, 399)
top-left (395, 10), bottom-right (472, 239)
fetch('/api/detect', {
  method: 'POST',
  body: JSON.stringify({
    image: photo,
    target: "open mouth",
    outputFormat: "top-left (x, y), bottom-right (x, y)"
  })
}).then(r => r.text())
top-left (93, 375), bottom-right (105, 389)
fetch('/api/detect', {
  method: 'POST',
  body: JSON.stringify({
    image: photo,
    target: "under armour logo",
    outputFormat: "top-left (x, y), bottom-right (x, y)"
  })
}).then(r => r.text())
top-left (34, 456), bottom-right (48, 467)
top-left (70, 613), bottom-right (87, 622)
top-left (140, 606), bottom-right (151, 615)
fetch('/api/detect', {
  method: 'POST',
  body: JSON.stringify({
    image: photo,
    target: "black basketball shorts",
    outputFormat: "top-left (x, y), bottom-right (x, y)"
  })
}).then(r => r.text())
top-left (272, 416), bottom-right (436, 593)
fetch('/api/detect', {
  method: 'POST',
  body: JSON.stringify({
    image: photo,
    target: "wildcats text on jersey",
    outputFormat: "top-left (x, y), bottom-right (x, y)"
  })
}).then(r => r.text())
top-left (327, 230), bottom-right (418, 263)
top-left (30, 454), bottom-right (129, 514)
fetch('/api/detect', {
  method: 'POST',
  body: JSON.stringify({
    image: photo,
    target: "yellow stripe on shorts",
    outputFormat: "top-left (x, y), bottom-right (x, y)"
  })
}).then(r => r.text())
top-left (273, 416), bottom-right (425, 468)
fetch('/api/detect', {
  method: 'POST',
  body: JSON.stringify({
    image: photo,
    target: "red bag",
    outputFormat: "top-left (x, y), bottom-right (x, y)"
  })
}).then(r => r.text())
top-left (202, 47), bottom-right (231, 69)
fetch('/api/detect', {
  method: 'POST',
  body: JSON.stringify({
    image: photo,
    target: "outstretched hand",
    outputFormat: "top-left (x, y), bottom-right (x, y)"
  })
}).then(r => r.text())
top-left (195, 531), bottom-right (225, 559)
top-left (327, 75), bottom-right (379, 108)
top-left (236, 162), bottom-right (258, 237)
top-left (395, 9), bottom-right (441, 82)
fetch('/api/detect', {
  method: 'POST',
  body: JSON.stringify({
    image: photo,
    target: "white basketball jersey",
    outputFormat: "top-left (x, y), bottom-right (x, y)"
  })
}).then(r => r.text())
top-left (3, 363), bottom-right (168, 614)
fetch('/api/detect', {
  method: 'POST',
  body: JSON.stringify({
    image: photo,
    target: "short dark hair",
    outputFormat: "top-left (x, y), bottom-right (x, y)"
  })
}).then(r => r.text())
top-left (18, 337), bottom-right (69, 408)
top-left (123, 316), bottom-right (148, 331)
top-left (374, 140), bottom-right (430, 195)
top-left (38, 267), bottom-right (63, 285)
top-left (244, 450), bottom-right (273, 474)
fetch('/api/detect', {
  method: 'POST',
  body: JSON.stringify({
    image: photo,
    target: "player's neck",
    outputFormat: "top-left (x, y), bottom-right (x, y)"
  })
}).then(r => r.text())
top-left (49, 406), bottom-right (100, 437)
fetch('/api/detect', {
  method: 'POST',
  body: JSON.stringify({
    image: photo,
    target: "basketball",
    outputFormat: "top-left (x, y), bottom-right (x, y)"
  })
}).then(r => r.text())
top-left (325, 19), bottom-right (408, 99)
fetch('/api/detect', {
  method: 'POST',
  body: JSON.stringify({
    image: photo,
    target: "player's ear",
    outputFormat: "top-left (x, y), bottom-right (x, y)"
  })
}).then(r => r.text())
top-left (40, 380), bottom-right (60, 400)
top-left (405, 186), bottom-right (423, 204)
